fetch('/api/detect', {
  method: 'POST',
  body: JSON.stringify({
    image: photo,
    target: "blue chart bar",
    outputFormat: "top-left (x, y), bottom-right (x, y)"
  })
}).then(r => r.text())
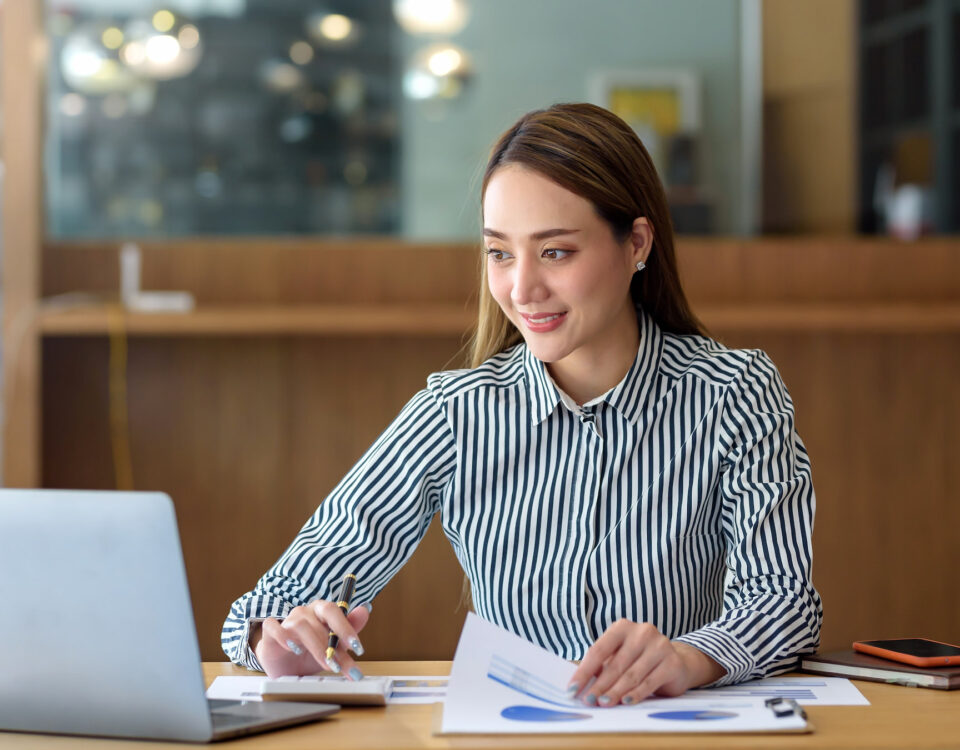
top-left (718, 689), bottom-right (817, 700)
top-left (487, 654), bottom-right (577, 707)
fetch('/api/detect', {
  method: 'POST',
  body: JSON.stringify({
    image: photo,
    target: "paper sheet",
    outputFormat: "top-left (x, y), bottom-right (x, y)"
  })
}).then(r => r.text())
top-left (687, 675), bottom-right (869, 705)
top-left (206, 675), bottom-right (448, 705)
top-left (441, 613), bottom-right (811, 734)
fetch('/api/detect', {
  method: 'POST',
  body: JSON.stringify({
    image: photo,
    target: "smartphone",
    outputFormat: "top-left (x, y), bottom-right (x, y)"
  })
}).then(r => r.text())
top-left (853, 638), bottom-right (960, 667)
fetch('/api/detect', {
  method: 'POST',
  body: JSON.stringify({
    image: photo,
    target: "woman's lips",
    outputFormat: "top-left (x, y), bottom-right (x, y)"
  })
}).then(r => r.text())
top-left (519, 312), bottom-right (567, 332)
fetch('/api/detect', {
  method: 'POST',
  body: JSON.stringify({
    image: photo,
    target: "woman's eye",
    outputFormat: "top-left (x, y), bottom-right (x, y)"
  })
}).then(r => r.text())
top-left (543, 247), bottom-right (571, 260)
top-left (485, 248), bottom-right (510, 261)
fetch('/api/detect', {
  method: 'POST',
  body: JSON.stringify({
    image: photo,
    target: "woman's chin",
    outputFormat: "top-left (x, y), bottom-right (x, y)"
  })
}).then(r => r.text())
top-left (523, 338), bottom-right (573, 364)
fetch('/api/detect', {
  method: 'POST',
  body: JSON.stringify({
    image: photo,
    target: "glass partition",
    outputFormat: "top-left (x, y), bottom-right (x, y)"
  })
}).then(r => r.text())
top-left (44, 0), bottom-right (758, 239)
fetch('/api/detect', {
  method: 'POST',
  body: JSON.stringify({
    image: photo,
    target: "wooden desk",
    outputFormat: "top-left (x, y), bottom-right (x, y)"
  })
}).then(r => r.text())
top-left (1, 662), bottom-right (958, 749)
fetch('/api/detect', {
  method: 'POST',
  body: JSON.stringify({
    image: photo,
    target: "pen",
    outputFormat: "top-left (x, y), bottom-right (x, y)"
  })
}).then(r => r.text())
top-left (326, 573), bottom-right (357, 662)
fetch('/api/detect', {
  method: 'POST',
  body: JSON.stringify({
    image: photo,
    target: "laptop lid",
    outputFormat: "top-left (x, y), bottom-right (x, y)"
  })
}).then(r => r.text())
top-left (0, 489), bottom-right (336, 742)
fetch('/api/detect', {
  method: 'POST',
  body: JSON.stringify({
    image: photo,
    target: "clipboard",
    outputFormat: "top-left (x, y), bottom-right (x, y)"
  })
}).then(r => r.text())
top-left (435, 615), bottom-right (814, 736)
top-left (433, 697), bottom-right (813, 736)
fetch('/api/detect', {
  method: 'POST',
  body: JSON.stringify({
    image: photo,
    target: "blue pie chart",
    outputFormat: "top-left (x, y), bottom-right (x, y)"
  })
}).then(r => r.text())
top-left (649, 710), bottom-right (738, 721)
top-left (501, 705), bottom-right (591, 722)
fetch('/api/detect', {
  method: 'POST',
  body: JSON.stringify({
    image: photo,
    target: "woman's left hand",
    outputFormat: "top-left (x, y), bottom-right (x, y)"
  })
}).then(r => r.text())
top-left (567, 620), bottom-right (726, 706)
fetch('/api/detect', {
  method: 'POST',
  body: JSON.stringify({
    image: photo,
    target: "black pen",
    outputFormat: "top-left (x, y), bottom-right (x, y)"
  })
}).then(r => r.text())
top-left (325, 573), bottom-right (357, 662)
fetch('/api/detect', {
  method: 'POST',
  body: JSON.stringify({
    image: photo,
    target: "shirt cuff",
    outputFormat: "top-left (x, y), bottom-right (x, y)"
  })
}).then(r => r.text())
top-left (236, 614), bottom-right (287, 672)
top-left (674, 625), bottom-right (756, 687)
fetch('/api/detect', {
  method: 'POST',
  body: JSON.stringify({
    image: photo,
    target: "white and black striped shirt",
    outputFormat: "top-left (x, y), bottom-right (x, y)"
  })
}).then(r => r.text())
top-left (222, 309), bottom-right (822, 685)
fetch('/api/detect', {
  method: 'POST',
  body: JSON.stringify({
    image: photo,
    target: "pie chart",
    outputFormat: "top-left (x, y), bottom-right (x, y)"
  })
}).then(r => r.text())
top-left (648, 710), bottom-right (738, 721)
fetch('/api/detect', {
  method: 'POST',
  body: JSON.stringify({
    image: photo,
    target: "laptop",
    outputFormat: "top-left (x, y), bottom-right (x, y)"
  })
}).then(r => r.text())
top-left (0, 489), bottom-right (339, 742)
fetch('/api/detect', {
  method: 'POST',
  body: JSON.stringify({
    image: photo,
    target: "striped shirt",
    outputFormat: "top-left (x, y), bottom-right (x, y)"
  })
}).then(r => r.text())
top-left (222, 308), bottom-right (822, 685)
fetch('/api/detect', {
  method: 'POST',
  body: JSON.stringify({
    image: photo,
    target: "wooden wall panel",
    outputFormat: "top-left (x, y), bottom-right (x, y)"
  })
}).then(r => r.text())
top-left (43, 335), bottom-right (467, 661)
top-left (2, 0), bottom-right (44, 487)
top-left (44, 237), bottom-right (960, 306)
top-left (713, 329), bottom-right (960, 652)
top-left (39, 239), bottom-right (960, 662)
top-left (42, 240), bottom-right (479, 306)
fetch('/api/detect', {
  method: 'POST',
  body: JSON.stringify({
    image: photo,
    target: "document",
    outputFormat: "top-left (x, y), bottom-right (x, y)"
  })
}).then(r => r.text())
top-left (206, 675), bottom-right (447, 705)
top-left (686, 675), bottom-right (868, 705)
top-left (440, 613), bottom-right (812, 734)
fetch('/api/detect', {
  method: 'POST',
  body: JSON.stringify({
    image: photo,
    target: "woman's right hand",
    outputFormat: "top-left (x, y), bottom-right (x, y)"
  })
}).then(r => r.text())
top-left (251, 600), bottom-right (372, 679)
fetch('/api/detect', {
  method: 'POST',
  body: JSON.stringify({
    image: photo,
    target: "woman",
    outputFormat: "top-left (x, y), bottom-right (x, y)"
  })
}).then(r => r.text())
top-left (222, 103), bottom-right (822, 707)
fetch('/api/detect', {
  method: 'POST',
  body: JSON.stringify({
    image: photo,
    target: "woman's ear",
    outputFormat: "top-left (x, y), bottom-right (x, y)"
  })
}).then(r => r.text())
top-left (629, 217), bottom-right (654, 266)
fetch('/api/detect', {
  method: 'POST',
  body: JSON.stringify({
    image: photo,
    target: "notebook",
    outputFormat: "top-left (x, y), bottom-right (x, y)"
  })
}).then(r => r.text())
top-left (801, 649), bottom-right (960, 690)
top-left (0, 489), bottom-right (338, 742)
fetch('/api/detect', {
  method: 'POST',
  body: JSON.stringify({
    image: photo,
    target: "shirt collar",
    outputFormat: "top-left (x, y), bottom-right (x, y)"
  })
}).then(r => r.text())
top-left (523, 307), bottom-right (663, 426)
top-left (523, 345), bottom-right (562, 425)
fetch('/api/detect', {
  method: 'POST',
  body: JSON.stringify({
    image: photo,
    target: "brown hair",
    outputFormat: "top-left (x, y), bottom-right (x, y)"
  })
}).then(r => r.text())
top-left (468, 102), bottom-right (705, 368)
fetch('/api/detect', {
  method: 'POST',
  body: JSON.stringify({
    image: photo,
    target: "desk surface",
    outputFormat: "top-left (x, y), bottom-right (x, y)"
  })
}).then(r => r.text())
top-left (2, 662), bottom-right (958, 749)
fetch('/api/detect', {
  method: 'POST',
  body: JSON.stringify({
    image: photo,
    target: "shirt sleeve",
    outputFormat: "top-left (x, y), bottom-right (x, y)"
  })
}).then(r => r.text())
top-left (221, 381), bottom-right (457, 670)
top-left (674, 350), bottom-right (823, 686)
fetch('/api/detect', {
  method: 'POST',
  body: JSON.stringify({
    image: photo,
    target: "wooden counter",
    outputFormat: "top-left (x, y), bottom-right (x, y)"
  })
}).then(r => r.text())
top-left (2, 662), bottom-right (959, 749)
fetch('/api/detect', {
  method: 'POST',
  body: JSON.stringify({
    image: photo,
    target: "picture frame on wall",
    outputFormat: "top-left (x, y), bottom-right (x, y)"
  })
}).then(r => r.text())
top-left (588, 68), bottom-right (711, 232)
top-left (587, 68), bottom-right (701, 173)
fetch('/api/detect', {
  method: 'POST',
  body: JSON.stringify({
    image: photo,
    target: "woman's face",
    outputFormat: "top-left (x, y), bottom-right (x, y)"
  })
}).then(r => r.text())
top-left (483, 165), bottom-right (650, 373)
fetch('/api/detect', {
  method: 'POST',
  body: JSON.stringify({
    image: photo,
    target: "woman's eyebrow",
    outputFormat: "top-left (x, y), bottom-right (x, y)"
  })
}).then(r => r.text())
top-left (482, 228), bottom-right (581, 240)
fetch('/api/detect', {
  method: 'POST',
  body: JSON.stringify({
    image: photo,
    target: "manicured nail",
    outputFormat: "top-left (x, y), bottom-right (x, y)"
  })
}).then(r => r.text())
top-left (622, 695), bottom-right (635, 705)
top-left (566, 683), bottom-right (579, 696)
top-left (326, 656), bottom-right (341, 674)
top-left (349, 637), bottom-right (364, 656)
top-left (361, 601), bottom-right (373, 613)
top-left (348, 667), bottom-right (364, 682)
top-left (598, 696), bottom-right (611, 706)
top-left (585, 694), bottom-right (597, 706)
top-left (285, 639), bottom-right (304, 656)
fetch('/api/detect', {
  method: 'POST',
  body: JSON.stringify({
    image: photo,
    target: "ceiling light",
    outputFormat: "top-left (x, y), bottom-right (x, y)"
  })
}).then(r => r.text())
top-left (393, 0), bottom-right (469, 35)
top-left (152, 10), bottom-right (176, 33)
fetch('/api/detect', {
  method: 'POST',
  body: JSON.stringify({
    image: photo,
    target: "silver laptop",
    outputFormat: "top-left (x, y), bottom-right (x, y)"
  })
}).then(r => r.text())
top-left (0, 489), bottom-right (338, 742)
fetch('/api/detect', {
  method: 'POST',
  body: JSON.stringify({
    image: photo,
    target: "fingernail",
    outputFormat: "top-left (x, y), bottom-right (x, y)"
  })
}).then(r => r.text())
top-left (598, 696), bottom-right (611, 706)
top-left (585, 694), bottom-right (597, 706)
top-left (622, 695), bottom-right (635, 705)
top-left (326, 656), bottom-right (341, 674)
top-left (348, 667), bottom-right (364, 682)
top-left (349, 637), bottom-right (364, 656)
top-left (566, 683), bottom-right (579, 696)
top-left (285, 639), bottom-right (304, 656)
top-left (361, 601), bottom-right (373, 613)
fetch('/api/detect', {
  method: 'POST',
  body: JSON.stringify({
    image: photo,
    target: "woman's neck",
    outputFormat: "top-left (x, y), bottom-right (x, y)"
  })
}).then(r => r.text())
top-left (546, 308), bottom-right (640, 406)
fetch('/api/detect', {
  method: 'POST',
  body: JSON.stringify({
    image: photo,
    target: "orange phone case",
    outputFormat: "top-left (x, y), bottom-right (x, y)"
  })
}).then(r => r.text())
top-left (853, 638), bottom-right (960, 668)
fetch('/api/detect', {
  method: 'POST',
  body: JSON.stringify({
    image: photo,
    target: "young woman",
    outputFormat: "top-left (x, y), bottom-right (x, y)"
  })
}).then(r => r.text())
top-left (222, 103), bottom-right (822, 707)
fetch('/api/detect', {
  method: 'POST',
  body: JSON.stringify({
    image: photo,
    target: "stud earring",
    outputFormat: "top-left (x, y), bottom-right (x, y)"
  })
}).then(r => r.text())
top-left (635, 261), bottom-right (646, 272)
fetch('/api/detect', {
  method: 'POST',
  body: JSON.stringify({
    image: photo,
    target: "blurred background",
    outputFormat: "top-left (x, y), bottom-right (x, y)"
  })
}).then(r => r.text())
top-left (42, 0), bottom-right (828, 240)
top-left (1, 0), bottom-right (958, 663)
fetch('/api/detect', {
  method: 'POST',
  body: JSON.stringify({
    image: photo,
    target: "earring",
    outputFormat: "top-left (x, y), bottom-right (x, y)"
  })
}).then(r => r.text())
top-left (635, 261), bottom-right (646, 272)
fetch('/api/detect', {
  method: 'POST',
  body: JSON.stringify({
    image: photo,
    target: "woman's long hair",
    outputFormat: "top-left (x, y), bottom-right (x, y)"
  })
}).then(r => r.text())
top-left (469, 102), bottom-right (705, 368)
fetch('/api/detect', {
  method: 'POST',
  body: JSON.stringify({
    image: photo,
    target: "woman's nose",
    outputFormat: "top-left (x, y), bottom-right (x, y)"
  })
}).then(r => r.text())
top-left (511, 257), bottom-right (548, 305)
